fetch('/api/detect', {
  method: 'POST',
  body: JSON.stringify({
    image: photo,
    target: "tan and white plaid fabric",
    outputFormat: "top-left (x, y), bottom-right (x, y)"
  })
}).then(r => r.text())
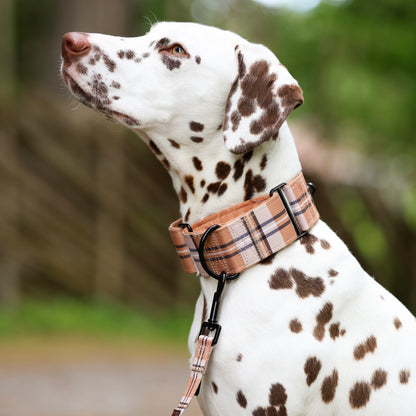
top-left (169, 172), bottom-right (319, 277)
top-left (171, 334), bottom-right (214, 416)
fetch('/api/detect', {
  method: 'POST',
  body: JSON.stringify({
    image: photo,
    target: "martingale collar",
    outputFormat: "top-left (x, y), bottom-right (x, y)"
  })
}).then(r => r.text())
top-left (169, 172), bottom-right (319, 278)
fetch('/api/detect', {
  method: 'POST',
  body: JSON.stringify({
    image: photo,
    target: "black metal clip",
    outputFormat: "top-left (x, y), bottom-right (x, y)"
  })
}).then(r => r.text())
top-left (197, 224), bottom-right (239, 281)
top-left (199, 271), bottom-right (227, 346)
top-left (269, 182), bottom-right (316, 240)
top-left (178, 222), bottom-right (193, 232)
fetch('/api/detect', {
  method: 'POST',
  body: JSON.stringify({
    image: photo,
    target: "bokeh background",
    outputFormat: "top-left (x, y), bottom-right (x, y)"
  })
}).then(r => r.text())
top-left (0, 0), bottom-right (415, 415)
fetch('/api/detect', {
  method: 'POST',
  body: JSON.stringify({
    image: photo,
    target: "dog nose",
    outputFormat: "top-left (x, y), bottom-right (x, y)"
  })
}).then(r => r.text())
top-left (62, 32), bottom-right (91, 60)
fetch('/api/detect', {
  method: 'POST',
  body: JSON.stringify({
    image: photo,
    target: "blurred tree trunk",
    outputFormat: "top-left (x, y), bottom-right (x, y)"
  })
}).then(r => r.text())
top-left (0, 0), bottom-right (20, 307)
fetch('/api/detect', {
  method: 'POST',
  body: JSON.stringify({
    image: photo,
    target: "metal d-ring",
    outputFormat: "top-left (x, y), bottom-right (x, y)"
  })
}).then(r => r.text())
top-left (198, 224), bottom-right (239, 281)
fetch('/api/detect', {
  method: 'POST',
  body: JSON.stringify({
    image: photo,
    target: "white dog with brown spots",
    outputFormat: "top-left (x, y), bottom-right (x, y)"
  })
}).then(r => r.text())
top-left (61, 22), bottom-right (416, 416)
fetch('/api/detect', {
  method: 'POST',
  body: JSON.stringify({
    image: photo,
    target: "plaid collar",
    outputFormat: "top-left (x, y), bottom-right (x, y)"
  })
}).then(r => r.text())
top-left (169, 172), bottom-right (319, 278)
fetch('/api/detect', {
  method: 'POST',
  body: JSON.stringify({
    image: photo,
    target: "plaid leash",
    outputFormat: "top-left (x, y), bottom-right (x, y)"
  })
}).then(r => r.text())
top-left (171, 334), bottom-right (214, 416)
top-left (169, 172), bottom-right (319, 277)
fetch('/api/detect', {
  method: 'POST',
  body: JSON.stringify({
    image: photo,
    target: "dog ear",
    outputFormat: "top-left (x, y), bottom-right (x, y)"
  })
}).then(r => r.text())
top-left (223, 42), bottom-right (303, 154)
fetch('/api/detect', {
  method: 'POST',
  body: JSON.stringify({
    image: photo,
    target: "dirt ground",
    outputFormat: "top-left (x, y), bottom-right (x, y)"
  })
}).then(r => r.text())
top-left (0, 337), bottom-right (204, 416)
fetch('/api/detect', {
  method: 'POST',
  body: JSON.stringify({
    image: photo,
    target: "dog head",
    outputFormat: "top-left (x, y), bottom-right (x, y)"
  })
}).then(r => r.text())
top-left (61, 22), bottom-right (302, 155)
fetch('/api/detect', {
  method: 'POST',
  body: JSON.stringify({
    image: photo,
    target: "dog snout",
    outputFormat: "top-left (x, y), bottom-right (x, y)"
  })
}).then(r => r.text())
top-left (62, 32), bottom-right (91, 61)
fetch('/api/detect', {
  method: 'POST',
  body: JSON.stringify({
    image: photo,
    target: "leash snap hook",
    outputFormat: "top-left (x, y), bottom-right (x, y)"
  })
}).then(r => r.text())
top-left (199, 271), bottom-right (226, 346)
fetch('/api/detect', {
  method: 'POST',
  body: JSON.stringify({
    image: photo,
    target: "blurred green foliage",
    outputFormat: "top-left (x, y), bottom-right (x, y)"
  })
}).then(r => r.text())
top-left (0, 297), bottom-right (193, 342)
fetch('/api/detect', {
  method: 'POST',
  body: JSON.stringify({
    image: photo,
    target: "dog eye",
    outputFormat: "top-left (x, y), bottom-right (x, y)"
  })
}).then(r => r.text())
top-left (170, 44), bottom-right (186, 55)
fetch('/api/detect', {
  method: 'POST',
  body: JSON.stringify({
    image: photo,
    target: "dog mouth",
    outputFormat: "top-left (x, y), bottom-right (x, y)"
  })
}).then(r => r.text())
top-left (62, 70), bottom-right (141, 127)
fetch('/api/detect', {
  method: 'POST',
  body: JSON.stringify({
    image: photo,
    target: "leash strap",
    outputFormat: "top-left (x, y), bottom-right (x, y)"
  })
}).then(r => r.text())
top-left (169, 172), bottom-right (319, 277)
top-left (171, 334), bottom-right (214, 416)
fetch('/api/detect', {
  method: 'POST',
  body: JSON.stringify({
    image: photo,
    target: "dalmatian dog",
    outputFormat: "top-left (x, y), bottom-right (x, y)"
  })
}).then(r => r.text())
top-left (61, 22), bottom-right (416, 416)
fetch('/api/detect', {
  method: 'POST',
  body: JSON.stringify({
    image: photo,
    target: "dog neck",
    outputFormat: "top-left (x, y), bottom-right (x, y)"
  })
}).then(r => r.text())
top-left (138, 122), bottom-right (301, 224)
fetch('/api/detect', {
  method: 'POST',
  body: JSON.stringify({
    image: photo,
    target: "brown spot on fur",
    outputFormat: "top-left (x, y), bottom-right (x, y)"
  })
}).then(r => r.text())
top-left (125, 50), bottom-right (135, 59)
top-left (207, 181), bottom-right (221, 194)
top-left (269, 268), bottom-right (325, 299)
top-left (240, 61), bottom-right (274, 110)
top-left (231, 110), bottom-right (242, 132)
top-left (168, 139), bottom-right (180, 149)
top-left (218, 183), bottom-right (228, 196)
top-left (371, 369), bottom-right (387, 390)
top-left (399, 370), bottom-right (410, 384)
top-left (76, 63), bottom-right (88, 74)
top-left (260, 154), bottom-right (268, 170)
top-left (103, 54), bottom-right (116, 72)
top-left (112, 96), bottom-right (120, 100)
top-left (244, 170), bottom-right (266, 200)
top-left (289, 319), bottom-right (303, 333)
top-left (253, 174), bottom-right (266, 192)
top-left (394, 317), bottom-right (402, 330)
top-left (184, 208), bottom-right (191, 223)
top-left (329, 322), bottom-right (341, 340)
top-left (216, 162), bottom-right (231, 180)
top-left (328, 269), bottom-right (338, 277)
top-left (161, 55), bottom-right (181, 71)
top-left (184, 175), bottom-right (195, 193)
top-left (192, 156), bottom-right (203, 171)
top-left (200, 180), bottom-right (206, 188)
top-left (269, 383), bottom-right (287, 407)
top-left (313, 302), bottom-right (333, 341)
top-left (300, 234), bottom-right (319, 254)
top-left (111, 81), bottom-right (121, 89)
top-left (233, 159), bottom-right (244, 181)
top-left (269, 269), bottom-right (293, 290)
top-left (278, 84), bottom-right (304, 110)
top-left (179, 187), bottom-right (187, 203)
top-left (243, 150), bottom-right (253, 162)
top-left (237, 51), bottom-right (246, 78)
top-left (238, 97), bottom-right (255, 117)
top-left (320, 239), bottom-right (331, 250)
top-left (304, 357), bottom-right (322, 386)
top-left (155, 37), bottom-right (170, 49)
top-left (202, 193), bottom-right (209, 203)
top-left (321, 370), bottom-right (338, 403)
top-left (212, 381), bottom-right (218, 394)
top-left (250, 119), bottom-right (263, 135)
top-left (252, 408), bottom-right (267, 416)
top-left (354, 335), bottom-right (377, 360)
top-left (190, 121), bottom-right (204, 132)
top-left (149, 140), bottom-right (162, 155)
top-left (224, 76), bottom-right (239, 131)
top-left (161, 158), bottom-right (170, 170)
top-left (291, 268), bottom-right (325, 299)
top-left (236, 390), bottom-right (247, 408)
top-left (349, 382), bottom-right (371, 409)
top-left (195, 55), bottom-right (201, 64)
top-left (117, 50), bottom-right (125, 58)
top-left (190, 136), bottom-right (204, 143)
top-left (236, 353), bottom-right (243, 362)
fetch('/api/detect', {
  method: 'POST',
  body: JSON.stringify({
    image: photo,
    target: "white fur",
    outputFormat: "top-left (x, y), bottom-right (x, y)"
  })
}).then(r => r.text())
top-left (62, 22), bottom-right (416, 416)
